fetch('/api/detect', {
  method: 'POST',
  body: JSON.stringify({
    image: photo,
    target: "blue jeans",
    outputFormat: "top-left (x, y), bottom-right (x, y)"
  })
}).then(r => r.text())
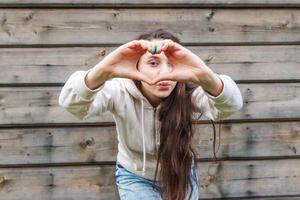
top-left (115, 160), bottom-right (199, 200)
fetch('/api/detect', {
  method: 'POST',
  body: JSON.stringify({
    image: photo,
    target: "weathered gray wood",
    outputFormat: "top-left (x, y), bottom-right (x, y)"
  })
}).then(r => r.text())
top-left (196, 159), bottom-right (300, 198)
top-left (0, 2), bottom-right (298, 200)
top-left (0, 165), bottom-right (119, 200)
top-left (1, 45), bottom-right (300, 85)
top-left (253, 198), bottom-right (300, 200)
top-left (0, 9), bottom-right (300, 45)
top-left (0, 86), bottom-right (113, 124)
top-left (1, 83), bottom-right (300, 125)
top-left (0, 159), bottom-right (300, 199)
top-left (194, 121), bottom-right (300, 159)
top-left (0, 126), bottom-right (118, 164)
top-left (0, 122), bottom-right (299, 165)
top-left (0, 0), bottom-right (300, 8)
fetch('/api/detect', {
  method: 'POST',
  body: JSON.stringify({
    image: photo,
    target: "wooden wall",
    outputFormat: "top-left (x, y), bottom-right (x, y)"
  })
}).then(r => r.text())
top-left (0, 1), bottom-right (300, 199)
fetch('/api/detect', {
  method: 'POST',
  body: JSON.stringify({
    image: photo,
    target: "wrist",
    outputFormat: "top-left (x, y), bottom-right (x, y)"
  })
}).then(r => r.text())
top-left (85, 63), bottom-right (112, 90)
top-left (94, 61), bottom-right (114, 79)
top-left (195, 70), bottom-right (224, 97)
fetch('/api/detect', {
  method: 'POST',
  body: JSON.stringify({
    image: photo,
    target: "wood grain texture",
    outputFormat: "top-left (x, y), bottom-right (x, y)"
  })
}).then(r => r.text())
top-left (0, 0), bottom-right (300, 8)
top-left (0, 165), bottom-right (119, 200)
top-left (0, 159), bottom-right (300, 199)
top-left (0, 8), bottom-right (299, 45)
top-left (1, 45), bottom-right (300, 85)
top-left (1, 83), bottom-right (300, 125)
top-left (0, 2), bottom-right (298, 200)
top-left (0, 121), bottom-right (299, 165)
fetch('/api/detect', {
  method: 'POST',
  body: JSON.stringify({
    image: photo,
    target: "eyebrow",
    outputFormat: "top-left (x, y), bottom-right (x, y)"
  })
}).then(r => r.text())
top-left (147, 55), bottom-right (162, 60)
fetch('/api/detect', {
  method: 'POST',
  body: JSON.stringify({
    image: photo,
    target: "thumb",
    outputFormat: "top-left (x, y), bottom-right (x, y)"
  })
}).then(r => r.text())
top-left (130, 71), bottom-right (154, 85)
top-left (151, 73), bottom-right (176, 85)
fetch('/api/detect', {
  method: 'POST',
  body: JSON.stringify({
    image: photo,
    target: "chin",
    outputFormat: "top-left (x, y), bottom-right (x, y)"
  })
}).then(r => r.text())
top-left (155, 91), bottom-right (172, 98)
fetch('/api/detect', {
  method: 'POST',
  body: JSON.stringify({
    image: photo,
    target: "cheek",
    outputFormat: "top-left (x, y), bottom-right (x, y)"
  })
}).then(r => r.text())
top-left (172, 82), bottom-right (177, 89)
top-left (172, 85), bottom-right (177, 91)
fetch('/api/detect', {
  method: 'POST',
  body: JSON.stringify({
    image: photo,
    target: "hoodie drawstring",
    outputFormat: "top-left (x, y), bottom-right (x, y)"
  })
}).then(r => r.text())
top-left (121, 81), bottom-right (146, 175)
top-left (141, 98), bottom-right (146, 175)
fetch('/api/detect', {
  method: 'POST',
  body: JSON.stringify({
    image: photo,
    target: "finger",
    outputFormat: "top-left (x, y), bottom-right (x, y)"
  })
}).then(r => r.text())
top-left (157, 40), bottom-right (167, 54)
top-left (155, 41), bottom-right (166, 54)
top-left (149, 43), bottom-right (157, 54)
top-left (157, 39), bottom-right (176, 55)
top-left (140, 40), bottom-right (152, 51)
top-left (124, 40), bottom-right (141, 52)
top-left (129, 40), bottom-right (140, 48)
top-left (127, 40), bottom-right (147, 51)
top-left (156, 41), bottom-right (169, 54)
top-left (150, 40), bottom-right (163, 54)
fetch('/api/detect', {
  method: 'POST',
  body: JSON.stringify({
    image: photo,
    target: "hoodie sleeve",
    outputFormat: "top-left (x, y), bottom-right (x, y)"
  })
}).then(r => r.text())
top-left (58, 69), bottom-right (117, 120)
top-left (191, 73), bottom-right (243, 121)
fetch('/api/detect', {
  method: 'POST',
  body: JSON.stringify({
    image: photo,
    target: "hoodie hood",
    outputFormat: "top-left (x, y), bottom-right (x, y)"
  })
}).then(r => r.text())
top-left (121, 78), bottom-right (145, 100)
top-left (120, 78), bottom-right (162, 176)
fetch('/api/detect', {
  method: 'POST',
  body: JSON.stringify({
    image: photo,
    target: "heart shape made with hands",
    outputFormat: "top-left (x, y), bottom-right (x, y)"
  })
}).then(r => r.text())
top-left (143, 39), bottom-right (213, 86)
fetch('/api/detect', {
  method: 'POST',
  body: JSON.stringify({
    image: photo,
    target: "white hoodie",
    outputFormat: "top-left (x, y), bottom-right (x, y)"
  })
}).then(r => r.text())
top-left (58, 69), bottom-right (243, 180)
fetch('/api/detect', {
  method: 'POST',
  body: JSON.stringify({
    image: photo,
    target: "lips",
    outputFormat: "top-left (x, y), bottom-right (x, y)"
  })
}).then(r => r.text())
top-left (157, 82), bottom-right (171, 90)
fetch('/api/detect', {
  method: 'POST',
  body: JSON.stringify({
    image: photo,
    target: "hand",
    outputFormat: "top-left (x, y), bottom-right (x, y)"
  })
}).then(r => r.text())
top-left (99, 39), bottom-right (155, 84)
top-left (150, 39), bottom-right (214, 86)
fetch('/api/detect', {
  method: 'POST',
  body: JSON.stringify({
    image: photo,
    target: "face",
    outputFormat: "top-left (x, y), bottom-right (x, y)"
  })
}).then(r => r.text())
top-left (137, 39), bottom-right (177, 106)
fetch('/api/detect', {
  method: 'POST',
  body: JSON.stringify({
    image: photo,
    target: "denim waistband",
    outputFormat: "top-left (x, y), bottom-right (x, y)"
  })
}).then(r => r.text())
top-left (117, 163), bottom-right (124, 168)
top-left (116, 160), bottom-right (124, 169)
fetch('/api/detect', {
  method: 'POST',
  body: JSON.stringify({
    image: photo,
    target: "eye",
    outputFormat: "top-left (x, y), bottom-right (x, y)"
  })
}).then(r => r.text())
top-left (149, 61), bottom-right (158, 67)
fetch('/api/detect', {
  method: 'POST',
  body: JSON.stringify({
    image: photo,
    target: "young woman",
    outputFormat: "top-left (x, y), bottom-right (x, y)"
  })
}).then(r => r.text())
top-left (59, 29), bottom-right (243, 200)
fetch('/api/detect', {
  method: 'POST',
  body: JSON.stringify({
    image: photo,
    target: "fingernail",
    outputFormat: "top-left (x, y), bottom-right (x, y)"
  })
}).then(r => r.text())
top-left (151, 46), bottom-right (157, 54)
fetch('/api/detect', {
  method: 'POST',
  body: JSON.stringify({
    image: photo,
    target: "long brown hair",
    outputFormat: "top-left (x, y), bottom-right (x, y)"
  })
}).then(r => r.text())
top-left (133, 29), bottom-right (221, 200)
